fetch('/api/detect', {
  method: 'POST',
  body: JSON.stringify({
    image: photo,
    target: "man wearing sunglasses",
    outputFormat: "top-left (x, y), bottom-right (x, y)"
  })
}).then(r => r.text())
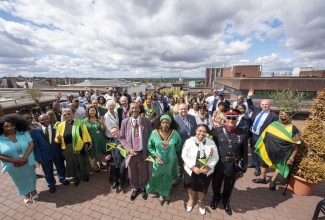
top-left (211, 109), bottom-right (248, 215)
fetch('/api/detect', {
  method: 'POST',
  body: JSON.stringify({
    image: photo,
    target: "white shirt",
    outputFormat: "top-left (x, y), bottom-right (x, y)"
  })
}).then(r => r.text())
top-left (205, 95), bottom-right (218, 111)
top-left (252, 109), bottom-right (270, 135)
top-left (41, 125), bottom-right (52, 144)
top-left (131, 117), bottom-right (143, 151)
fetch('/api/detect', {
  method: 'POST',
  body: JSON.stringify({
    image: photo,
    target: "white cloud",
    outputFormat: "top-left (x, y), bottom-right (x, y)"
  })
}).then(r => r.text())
top-left (0, 0), bottom-right (324, 78)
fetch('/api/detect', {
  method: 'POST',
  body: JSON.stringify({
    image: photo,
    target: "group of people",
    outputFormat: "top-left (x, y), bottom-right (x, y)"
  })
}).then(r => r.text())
top-left (0, 87), bottom-right (300, 216)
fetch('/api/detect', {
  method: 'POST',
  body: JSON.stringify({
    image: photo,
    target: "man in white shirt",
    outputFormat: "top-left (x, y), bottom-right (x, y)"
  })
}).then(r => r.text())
top-left (205, 89), bottom-right (218, 115)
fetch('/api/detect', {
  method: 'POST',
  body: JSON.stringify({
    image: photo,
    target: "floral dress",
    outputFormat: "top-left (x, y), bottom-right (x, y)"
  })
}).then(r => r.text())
top-left (212, 110), bottom-right (226, 128)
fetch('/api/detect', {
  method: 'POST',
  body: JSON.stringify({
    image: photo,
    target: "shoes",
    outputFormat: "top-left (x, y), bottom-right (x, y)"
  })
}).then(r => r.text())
top-left (159, 196), bottom-right (165, 206)
top-left (74, 178), bottom-right (80, 187)
top-left (254, 167), bottom-right (261, 176)
top-left (224, 204), bottom-right (232, 215)
top-left (94, 166), bottom-right (101, 172)
top-left (186, 200), bottom-right (194, 212)
top-left (130, 189), bottom-right (139, 201)
top-left (252, 178), bottom-right (267, 184)
top-left (172, 180), bottom-right (178, 187)
top-left (142, 189), bottom-right (148, 200)
top-left (198, 202), bottom-right (206, 215)
top-left (61, 180), bottom-right (70, 185)
top-left (24, 197), bottom-right (33, 205)
top-left (111, 182), bottom-right (117, 189)
top-left (31, 193), bottom-right (39, 202)
top-left (165, 195), bottom-right (170, 205)
top-left (50, 186), bottom-right (56, 193)
top-left (269, 180), bottom-right (276, 191)
top-left (100, 163), bottom-right (106, 170)
top-left (247, 164), bottom-right (255, 168)
top-left (117, 185), bottom-right (123, 191)
top-left (84, 175), bottom-right (89, 182)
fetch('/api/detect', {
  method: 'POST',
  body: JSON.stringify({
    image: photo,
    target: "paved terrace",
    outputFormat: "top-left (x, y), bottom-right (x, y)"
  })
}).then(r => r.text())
top-left (0, 120), bottom-right (324, 220)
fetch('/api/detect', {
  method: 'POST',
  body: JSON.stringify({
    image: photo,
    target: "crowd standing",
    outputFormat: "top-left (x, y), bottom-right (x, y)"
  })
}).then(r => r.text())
top-left (0, 87), bottom-right (300, 216)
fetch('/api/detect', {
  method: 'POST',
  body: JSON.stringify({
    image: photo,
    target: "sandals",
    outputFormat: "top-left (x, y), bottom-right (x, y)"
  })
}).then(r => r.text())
top-left (24, 198), bottom-right (33, 205)
top-left (94, 166), bottom-right (101, 172)
top-left (100, 163), bottom-right (106, 170)
top-left (31, 193), bottom-right (39, 202)
top-left (159, 196), bottom-right (165, 206)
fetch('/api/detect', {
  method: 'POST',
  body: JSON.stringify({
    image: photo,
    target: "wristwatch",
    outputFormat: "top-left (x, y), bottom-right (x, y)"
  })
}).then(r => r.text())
top-left (288, 158), bottom-right (294, 162)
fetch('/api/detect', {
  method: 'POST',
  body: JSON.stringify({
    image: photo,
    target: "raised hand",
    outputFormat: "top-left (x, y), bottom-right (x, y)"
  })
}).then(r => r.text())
top-left (248, 89), bottom-right (254, 97)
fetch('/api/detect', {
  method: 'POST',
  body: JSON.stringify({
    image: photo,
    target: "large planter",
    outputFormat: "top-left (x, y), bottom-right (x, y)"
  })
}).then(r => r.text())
top-left (287, 175), bottom-right (316, 196)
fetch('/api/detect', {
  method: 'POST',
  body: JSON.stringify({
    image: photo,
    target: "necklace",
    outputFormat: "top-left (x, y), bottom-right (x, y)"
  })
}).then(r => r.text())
top-left (157, 129), bottom-right (174, 148)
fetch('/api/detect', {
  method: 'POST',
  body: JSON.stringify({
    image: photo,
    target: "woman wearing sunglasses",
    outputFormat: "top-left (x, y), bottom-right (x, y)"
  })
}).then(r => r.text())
top-left (210, 109), bottom-right (248, 216)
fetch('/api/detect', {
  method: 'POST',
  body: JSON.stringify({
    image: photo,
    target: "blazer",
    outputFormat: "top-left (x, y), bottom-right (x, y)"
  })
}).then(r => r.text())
top-left (174, 114), bottom-right (197, 145)
top-left (247, 97), bottom-right (278, 134)
top-left (181, 137), bottom-right (219, 176)
top-left (31, 125), bottom-right (62, 161)
top-left (155, 101), bottom-right (170, 115)
top-left (117, 105), bottom-right (130, 128)
top-left (119, 116), bottom-right (152, 166)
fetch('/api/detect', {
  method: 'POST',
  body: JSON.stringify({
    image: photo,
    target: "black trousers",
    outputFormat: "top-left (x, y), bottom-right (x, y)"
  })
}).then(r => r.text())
top-left (212, 169), bottom-right (236, 205)
top-left (109, 159), bottom-right (127, 186)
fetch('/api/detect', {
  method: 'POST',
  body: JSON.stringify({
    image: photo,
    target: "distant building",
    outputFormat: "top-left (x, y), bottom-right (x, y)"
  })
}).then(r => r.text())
top-left (292, 67), bottom-right (314, 77)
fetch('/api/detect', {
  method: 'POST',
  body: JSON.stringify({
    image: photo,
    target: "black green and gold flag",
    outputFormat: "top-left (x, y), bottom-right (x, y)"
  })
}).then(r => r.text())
top-left (254, 121), bottom-right (296, 178)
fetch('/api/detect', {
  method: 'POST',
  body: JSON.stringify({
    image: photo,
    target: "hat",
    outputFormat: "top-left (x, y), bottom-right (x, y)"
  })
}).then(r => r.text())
top-left (218, 91), bottom-right (225, 96)
top-left (73, 98), bottom-right (79, 103)
top-left (108, 87), bottom-right (113, 91)
top-left (279, 108), bottom-right (293, 116)
top-left (225, 109), bottom-right (241, 116)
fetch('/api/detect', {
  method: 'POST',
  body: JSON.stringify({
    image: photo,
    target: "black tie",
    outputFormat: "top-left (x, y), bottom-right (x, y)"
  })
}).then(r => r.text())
top-left (45, 127), bottom-right (49, 142)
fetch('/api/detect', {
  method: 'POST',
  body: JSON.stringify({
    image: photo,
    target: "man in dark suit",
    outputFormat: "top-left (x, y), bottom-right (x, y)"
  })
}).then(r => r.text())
top-left (91, 99), bottom-right (106, 117)
top-left (117, 96), bottom-right (130, 128)
top-left (174, 103), bottom-right (197, 179)
top-left (212, 91), bottom-right (231, 113)
top-left (247, 89), bottom-right (278, 180)
top-left (119, 103), bottom-right (152, 201)
top-left (31, 114), bottom-right (69, 193)
top-left (156, 94), bottom-right (170, 116)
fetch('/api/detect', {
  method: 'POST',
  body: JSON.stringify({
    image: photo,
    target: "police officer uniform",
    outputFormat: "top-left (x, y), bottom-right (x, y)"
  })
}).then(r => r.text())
top-left (211, 109), bottom-right (248, 215)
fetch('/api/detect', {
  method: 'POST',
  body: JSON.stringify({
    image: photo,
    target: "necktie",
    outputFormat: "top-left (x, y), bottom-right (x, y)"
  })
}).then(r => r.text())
top-left (133, 120), bottom-right (139, 150)
top-left (253, 111), bottom-right (264, 132)
top-left (45, 127), bottom-right (50, 142)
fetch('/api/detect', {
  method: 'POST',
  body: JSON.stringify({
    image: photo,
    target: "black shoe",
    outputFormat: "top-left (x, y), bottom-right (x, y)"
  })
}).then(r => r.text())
top-left (224, 204), bottom-right (232, 215)
top-left (95, 166), bottom-right (101, 172)
top-left (252, 178), bottom-right (267, 184)
top-left (254, 167), bottom-right (261, 176)
top-left (49, 186), bottom-right (56, 193)
top-left (36, 174), bottom-right (44, 179)
top-left (247, 164), bottom-right (256, 168)
top-left (269, 180), bottom-right (276, 191)
top-left (84, 175), bottom-right (89, 182)
top-left (74, 178), bottom-right (80, 187)
top-left (130, 189), bottom-right (139, 201)
top-left (111, 182), bottom-right (117, 189)
top-left (142, 189), bottom-right (148, 200)
top-left (61, 180), bottom-right (70, 185)
top-left (100, 164), bottom-right (106, 170)
top-left (117, 185), bottom-right (123, 191)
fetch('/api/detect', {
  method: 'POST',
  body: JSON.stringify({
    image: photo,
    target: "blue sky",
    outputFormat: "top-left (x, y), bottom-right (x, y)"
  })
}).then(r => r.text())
top-left (0, 0), bottom-right (324, 78)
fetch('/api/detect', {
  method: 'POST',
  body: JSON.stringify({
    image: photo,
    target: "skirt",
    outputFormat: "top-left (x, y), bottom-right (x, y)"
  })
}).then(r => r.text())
top-left (184, 170), bottom-right (212, 194)
top-left (8, 164), bottom-right (36, 196)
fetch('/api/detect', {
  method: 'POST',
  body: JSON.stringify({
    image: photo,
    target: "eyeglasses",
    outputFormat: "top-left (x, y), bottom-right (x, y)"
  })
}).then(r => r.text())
top-left (226, 116), bottom-right (237, 120)
top-left (63, 113), bottom-right (71, 116)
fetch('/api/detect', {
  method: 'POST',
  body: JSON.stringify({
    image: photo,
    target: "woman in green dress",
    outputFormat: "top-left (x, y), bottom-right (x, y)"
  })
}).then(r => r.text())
top-left (84, 106), bottom-right (106, 172)
top-left (146, 114), bottom-right (182, 206)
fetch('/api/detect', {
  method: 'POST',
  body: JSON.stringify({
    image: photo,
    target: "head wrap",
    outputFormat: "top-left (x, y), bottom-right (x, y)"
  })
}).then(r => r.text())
top-left (160, 114), bottom-right (172, 123)
top-left (279, 108), bottom-right (293, 116)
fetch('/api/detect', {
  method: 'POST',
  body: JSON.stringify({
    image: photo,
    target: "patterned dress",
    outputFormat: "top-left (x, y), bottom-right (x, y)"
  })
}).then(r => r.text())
top-left (146, 129), bottom-right (182, 197)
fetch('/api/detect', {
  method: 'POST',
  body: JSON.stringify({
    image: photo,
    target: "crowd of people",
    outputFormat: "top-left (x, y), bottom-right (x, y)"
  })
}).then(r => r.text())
top-left (0, 87), bottom-right (300, 216)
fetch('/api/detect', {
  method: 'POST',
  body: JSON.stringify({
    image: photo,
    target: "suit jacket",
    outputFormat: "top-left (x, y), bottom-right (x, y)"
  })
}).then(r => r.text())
top-left (119, 116), bottom-right (152, 166)
top-left (212, 99), bottom-right (231, 112)
top-left (247, 98), bottom-right (278, 134)
top-left (97, 107), bottom-right (106, 117)
top-left (117, 105), bottom-right (130, 128)
top-left (31, 125), bottom-right (62, 161)
top-left (155, 101), bottom-right (170, 115)
top-left (174, 114), bottom-right (197, 146)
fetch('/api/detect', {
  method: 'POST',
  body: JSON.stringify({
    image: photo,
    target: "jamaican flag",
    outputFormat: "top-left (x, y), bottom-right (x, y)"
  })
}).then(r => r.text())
top-left (106, 143), bottom-right (133, 157)
top-left (254, 121), bottom-right (296, 178)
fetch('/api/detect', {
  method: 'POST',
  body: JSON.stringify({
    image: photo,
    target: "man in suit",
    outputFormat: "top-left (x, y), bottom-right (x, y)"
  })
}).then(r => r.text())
top-left (205, 89), bottom-right (219, 115)
top-left (211, 91), bottom-right (231, 113)
top-left (247, 89), bottom-right (278, 180)
top-left (119, 103), bottom-right (152, 201)
top-left (156, 94), bottom-right (170, 116)
top-left (91, 99), bottom-right (106, 117)
top-left (232, 95), bottom-right (250, 115)
top-left (117, 96), bottom-right (130, 128)
top-left (174, 103), bottom-right (197, 179)
top-left (31, 114), bottom-right (69, 193)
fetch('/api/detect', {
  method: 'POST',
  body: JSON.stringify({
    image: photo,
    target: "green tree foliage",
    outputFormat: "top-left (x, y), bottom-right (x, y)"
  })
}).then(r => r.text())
top-left (25, 88), bottom-right (43, 108)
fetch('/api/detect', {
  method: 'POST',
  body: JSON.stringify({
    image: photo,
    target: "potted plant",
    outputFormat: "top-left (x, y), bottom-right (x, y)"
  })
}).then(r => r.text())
top-left (288, 88), bottom-right (325, 195)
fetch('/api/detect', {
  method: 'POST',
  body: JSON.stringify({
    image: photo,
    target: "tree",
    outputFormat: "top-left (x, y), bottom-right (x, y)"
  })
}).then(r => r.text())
top-left (25, 88), bottom-right (43, 108)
